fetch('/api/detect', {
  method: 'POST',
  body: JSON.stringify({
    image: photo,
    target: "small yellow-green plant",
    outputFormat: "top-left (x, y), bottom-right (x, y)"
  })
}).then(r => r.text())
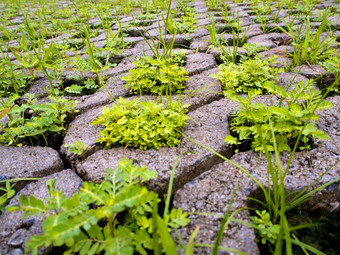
top-left (0, 181), bottom-right (16, 214)
top-left (92, 97), bottom-right (189, 150)
top-left (212, 56), bottom-right (283, 95)
top-left (321, 53), bottom-right (340, 93)
top-left (122, 56), bottom-right (189, 95)
top-left (251, 210), bottom-right (280, 245)
top-left (64, 141), bottom-right (89, 159)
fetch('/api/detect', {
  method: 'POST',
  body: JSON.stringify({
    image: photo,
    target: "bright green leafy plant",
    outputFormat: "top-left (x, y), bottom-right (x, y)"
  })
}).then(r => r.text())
top-left (212, 56), bottom-right (283, 94)
top-left (122, 56), bottom-right (189, 95)
top-left (166, 2), bottom-right (197, 34)
top-left (0, 181), bottom-right (16, 214)
top-left (225, 79), bottom-right (332, 152)
top-left (280, 13), bottom-right (337, 69)
top-left (64, 141), bottom-right (89, 160)
top-left (1, 177), bottom-right (40, 215)
top-left (7, 158), bottom-right (190, 255)
top-left (251, 210), bottom-right (280, 245)
top-left (0, 94), bottom-right (77, 147)
top-left (92, 97), bottom-right (189, 150)
top-left (321, 52), bottom-right (340, 94)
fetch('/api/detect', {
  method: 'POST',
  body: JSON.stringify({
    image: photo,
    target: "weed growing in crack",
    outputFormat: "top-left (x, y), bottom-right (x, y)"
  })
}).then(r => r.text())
top-left (7, 158), bottom-right (191, 254)
top-left (6, 157), bottom-right (201, 255)
top-left (122, 55), bottom-right (188, 96)
top-left (212, 55), bottom-right (283, 95)
top-left (279, 12), bottom-right (338, 69)
top-left (0, 94), bottom-right (78, 147)
top-left (92, 97), bottom-right (189, 150)
top-left (224, 79), bottom-right (332, 153)
top-left (321, 51), bottom-right (340, 94)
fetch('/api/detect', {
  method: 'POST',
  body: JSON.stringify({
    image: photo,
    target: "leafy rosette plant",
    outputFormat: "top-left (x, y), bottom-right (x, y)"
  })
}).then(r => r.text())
top-left (225, 80), bottom-right (332, 152)
top-left (122, 56), bottom-right (189, 96)
top-left (92, 97), bottom-right (189, 150)
top-left (212, 56), bottom-right (283, 95)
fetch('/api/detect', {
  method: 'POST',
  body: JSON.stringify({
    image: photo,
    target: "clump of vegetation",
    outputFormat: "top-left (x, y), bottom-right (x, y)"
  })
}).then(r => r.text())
top-left (251, 210), bottom-right (280, 245)
top-left (64, 141), bottom-right (89, 160)
top-left (321, 53), bottom-right (340, 94)
top-left (166, 2), bottom-right (198, 34)
top-left (212, 56), bottom-right (283, 94)
top-left (122, 56), bottom-right (189, 95)
top-left (7, 158), bottom-right (191, 255)
top-left (0, 94), bottom-right (77, 147)
top-left (62, 75), bottom-right (99, 95)
top-left (0, 181), bottom-right (16, 214)
top-left (92, 97), bottom-right (189, 150)
top-left (225, 79), bottom-right (332, 152)
top-left (0, 63), bottom-right (31, 97)
top-left (280, 13), bottom-right (337, 69)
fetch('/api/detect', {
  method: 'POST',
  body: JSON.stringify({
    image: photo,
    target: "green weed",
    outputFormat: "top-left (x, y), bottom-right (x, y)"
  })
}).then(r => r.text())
top-left (122, 55), bottom-right (188, 96)
top-left (7, 158), bottom-right (191, 255)
top-left (212, 55), bottom-right (283, 94)
top-left (0, 94), bottom-right (77, 147)
top-left (225, 79), bottom-right (332, 152)
top-left (92, 97), bottom-right (189, 150)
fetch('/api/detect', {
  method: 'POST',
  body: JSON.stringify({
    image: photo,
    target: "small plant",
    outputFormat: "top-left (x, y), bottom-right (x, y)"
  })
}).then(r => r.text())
top-left (212, 55), bottom-right (283, 94)
top-left (136, 12), bottom-right (158, 20)
top-left (7, 158), bottom-right (191, 255)
top-left (63, 75), bottom-right (99, 95)
top-left (0, 94), bottom-right (77, 147)
top-left (206, 18), bottom-right (224, 47)
top-left (1, 177), bottom-right (40, 215)
top-left (224, 79), bottom-right (332, 152)
top-left (0, 66), bottom-right (31, 97)
top-left (122, 55), bottom-right (189, 96)
top-left (166, 3), bottom-right (197, 34)
top-left (92, 97), bottom-right (189, 150)
top-left (321, 52), bottom-right (340, 93)
top-left (206, 0), bottom-right (225, 10)
top-left (280, 13), bottom-right (337, 69)
top-left (64, 141), bottom-right (89, 159)
top-left (0, 181), bottom-right (16, 214)
top-left (251, 210), bottom-right (280, 245)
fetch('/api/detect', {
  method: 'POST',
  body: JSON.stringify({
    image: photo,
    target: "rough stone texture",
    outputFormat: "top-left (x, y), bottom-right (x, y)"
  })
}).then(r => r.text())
top-left (182, 68), bottom-right (223, 112)
top-left (174, 160), bottom-right (259, 255)
top-left (0, 146), bottom-right (64, 192)
top-left (0, 170), bottom-right (83, 255)
top-left (293, 64), bottom-right (335, 88)
top-left (190, 35), bottom-right (211, 52)
top-left (277, 72), bottom-right (310, 91)
top-left (316, 95), bottom-right (340, 151)
top-left (60, 105), bottom-right (105, 164)
top-left (185, 52), bottom-right (217, 75)
top-left (246, 32), bottom-right (288, 49)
